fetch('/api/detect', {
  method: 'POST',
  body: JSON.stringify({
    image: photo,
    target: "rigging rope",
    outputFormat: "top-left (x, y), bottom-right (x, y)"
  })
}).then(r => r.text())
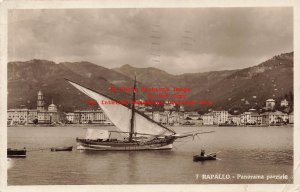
top-left (173, 134), bottom-right (201, 148)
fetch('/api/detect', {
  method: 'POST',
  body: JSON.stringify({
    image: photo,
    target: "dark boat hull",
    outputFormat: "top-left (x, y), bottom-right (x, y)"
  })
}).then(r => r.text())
top-left (76, 138), bottom-right (175, 151)
top-left (7, 148), bottom-right (26, 158)
top-left (193, 154), bottom-right (216, 161)
top-left (51, 146), bottom-right (73, 152)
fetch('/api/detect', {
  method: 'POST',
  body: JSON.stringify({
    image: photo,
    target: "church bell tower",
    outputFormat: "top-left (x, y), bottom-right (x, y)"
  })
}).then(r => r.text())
top-left (37, 90), bottom-right (45, 111)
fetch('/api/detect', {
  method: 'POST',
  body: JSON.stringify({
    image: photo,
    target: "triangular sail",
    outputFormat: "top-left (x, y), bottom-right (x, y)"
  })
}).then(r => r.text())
top-left (66, 79), bottom-right (175, 137)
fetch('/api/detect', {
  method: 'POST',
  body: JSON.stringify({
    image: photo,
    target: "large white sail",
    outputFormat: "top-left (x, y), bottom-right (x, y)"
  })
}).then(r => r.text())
top-left (67, 80), bottom-right (175, 136)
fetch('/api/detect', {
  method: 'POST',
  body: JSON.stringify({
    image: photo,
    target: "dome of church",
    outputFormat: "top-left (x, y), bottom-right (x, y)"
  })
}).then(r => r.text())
top-left (48, 100), bottom-right (58, 112)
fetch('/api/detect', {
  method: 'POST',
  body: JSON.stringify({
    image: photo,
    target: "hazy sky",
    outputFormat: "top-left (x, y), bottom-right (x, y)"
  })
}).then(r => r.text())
top-left (8, 8), bottom-right (293, 74)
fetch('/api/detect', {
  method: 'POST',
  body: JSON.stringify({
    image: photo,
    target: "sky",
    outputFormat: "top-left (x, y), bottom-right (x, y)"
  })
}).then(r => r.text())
top-left (8, 8), bottom-right (293, 74)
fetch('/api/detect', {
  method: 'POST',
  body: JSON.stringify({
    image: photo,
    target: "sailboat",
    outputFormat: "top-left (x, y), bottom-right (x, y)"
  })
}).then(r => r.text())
top-left (66, 77), bottom-right (214, 151)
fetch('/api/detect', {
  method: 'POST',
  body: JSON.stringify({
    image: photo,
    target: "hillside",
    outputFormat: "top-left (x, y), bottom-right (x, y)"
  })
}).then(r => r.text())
top-left (8, 52), bottom-right (293, 113)
top-left (114, 52), bottom-right (293, 113)
top-left (8, 60), bottom-right (138, 112)
top-left (189, 52), bottom-right (294, 112)
top-left (113, 64), bottom-right (238, 103)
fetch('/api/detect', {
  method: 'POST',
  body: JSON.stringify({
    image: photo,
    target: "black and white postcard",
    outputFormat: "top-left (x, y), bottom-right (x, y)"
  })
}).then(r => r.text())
top-left (0, 0), bottom-right (299, 192)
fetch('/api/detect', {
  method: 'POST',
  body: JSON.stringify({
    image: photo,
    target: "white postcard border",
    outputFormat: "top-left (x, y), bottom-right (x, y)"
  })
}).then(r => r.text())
top-left (0, 0), bottom-right (299, 192)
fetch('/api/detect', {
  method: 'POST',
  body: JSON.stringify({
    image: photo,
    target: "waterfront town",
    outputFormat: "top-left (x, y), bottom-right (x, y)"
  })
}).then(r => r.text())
top-left (7, 90), bottom-right (294, 127)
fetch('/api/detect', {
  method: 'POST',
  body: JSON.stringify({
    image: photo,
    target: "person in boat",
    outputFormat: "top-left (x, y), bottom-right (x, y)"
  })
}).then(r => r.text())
top-left (200, 149), bottom-right (205, 157)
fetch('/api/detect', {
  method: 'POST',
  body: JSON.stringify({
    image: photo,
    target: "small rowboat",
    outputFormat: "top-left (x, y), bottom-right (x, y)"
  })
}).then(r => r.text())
top-left (50, 146), bottom-right (73, 152)
top-left (193, 153), bottom-right (217, 162)
top-left (7, 148), bottom-right (27, 158)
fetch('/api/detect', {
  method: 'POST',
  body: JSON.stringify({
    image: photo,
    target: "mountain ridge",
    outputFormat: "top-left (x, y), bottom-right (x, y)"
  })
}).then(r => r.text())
top-left (8, 52), bottom-right (293, 113)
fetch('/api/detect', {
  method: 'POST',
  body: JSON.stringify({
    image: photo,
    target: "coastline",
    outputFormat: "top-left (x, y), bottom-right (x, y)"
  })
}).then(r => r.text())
top-left (7, 124), bottom-right (294, 128)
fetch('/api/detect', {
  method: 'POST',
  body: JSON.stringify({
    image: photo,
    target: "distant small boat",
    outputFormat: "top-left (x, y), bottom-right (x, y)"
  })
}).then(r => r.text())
top-left (193, 153), bottom-right (217, 162)
top-left (7, 148), bottom-right (26, 158)
top-left (50, 146), bottom-right (73, 152)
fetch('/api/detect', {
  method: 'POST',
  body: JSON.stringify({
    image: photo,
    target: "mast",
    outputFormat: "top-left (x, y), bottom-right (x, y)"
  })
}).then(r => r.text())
top-left (66, 78), bottom-right (177, 136)
top-left (129, 75), bottom-right (137, 142)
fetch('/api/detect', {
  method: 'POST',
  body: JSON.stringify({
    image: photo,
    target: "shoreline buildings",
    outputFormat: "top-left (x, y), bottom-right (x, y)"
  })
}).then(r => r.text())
top-left (65, 109), bottom-right (112, 124)
top-left (8, 95), bottom-right (293, 126)
top-left (8, 91), bottom-right (113, 125)
top-left (143, 98), bottom-right (293, 126)
top-left (7, 91), bottom-right (60, 125)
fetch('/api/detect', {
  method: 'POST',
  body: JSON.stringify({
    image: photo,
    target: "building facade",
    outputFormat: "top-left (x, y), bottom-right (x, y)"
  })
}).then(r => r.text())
top-left (261, 111), bottom-right (288, 125)
top-left (231, 115), bottom-right (241, 125)
top-left (266, 99), bottom-right (276, 110)
top-left (202, 113), bottom-right (214, 125)
top-left (37, 90), bottom-right (45, 111)
top-left (8, 91), bottom-right (60, 125)
top-left (36, 91), bottom-right (60, 124)
top-left (240, 112), bottom-right (252, 125)
top-left (250, 113), bottom-right (262, 125)
top-left (7, 109), bottom-right (38, 125)
top-left (212, 111), bottom-right (228, 125)
top-left (73, 109), bottom-right (111, 124)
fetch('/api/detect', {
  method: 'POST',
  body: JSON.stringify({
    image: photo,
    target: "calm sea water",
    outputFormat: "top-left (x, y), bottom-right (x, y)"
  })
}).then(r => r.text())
top-left (8, 125), bottom-right (293, 185)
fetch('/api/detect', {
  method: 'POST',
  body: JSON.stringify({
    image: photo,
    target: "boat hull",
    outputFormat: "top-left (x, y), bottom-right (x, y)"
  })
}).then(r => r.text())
top-left (51, 146), bottom-right (73, 152)
top-left (76, 138), bottom-right (174, 151)
top-left (193, 154), bottom-right (216, 162)
top-left (7, 148), bottom-right (26, 158)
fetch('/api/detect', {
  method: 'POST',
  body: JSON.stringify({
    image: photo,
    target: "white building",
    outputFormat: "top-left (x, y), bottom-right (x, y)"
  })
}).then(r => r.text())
top-left (152, 111), bottom-right (170, 125)
top-left (37, 111), bottom-right (51, 124)
top-left (231, 115), bottom-right (241, 125)
top-left (66, 112), bottom-right (80, 124)
top-left (168, 111), bottom-right (180, 125)
top-left (153, 111), bottom-right (160, 123)
top-left (202, 113), bottom-right (214, 125)
top-left (280, 99), bottom-right (289, 107)
top-left (28, 110), bottom-right (38, 123)
top-left (161, 111), bottom-right (170, 125)
top-left (261, 111), bottom-right (288, 125)
top-left (212, 111), bottom-right (228, 125)
top-left (250, 112), bottom-right (262, 125)
top-left (8, 109), bottom-right (39, 125)
top-left (266, 99), bottom-right (276, 110)
top-left (74, 109), bottom-right (110, 124)
top-left (8, 109), bottom-right (28, 125)
top-left (240, 112), bottom-right (252, 125)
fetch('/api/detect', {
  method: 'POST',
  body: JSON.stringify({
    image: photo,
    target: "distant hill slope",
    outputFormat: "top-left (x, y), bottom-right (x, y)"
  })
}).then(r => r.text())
top-left (8, 60), bottom-right (138, 112)
top-left (113, 64), bottom-right (238, 104)
top-left (189, 52), bottom-right (293, 112)
top-left (114, 52), bottom-right (293, 112)
top-left (8, 52), bottom-right (293, 113)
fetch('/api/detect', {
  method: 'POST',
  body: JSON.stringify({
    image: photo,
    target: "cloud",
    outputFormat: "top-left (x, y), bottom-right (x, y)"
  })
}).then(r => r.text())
top-left (8, 7), bottom-right (293, 74)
